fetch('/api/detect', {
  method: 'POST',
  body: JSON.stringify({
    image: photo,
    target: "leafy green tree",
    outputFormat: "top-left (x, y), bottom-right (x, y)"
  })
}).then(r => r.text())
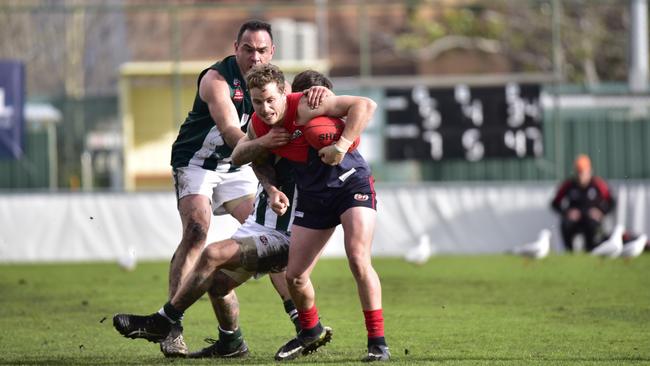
top-left (396, 0), bottom-right (628, 84)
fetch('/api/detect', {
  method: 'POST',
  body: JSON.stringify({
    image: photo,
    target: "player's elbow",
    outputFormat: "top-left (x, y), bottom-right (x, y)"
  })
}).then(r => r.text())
top-left (363, 98), bottom-right (377, 115)
top-left (231, 149), bottom-right (247, 166)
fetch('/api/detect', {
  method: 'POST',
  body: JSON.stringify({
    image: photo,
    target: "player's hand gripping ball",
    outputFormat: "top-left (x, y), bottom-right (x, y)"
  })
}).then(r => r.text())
top-left (303, 116), bottom-right (360, 152)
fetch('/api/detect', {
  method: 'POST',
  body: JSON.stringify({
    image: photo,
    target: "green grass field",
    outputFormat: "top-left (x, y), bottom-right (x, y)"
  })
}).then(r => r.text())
top-left (1, 255), bottom-right (649, 365)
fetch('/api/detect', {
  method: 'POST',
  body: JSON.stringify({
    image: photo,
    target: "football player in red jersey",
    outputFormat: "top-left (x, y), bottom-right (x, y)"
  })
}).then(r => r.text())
top-left (232, 64), bottom-right (390, 362)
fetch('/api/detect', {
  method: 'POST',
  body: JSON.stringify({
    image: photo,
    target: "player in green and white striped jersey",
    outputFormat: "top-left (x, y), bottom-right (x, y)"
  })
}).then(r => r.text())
top-left (163, 19), bottom-right (300, 358)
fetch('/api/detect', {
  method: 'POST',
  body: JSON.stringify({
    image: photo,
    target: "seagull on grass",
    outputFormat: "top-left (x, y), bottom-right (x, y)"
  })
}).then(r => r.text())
top-left (620, 233), bottom-right (648, 260)
top-left (405, 234), bottom-right (433, 265)
top-left (118, 246), bottom-right (137, 271)
top-left (591, 224), bottom-right (624, 259)
top-left (509, 229), bottom-right (551, 259)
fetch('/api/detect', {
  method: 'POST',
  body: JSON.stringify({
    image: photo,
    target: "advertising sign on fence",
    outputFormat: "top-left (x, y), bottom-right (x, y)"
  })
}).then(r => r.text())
top-left (0, 60), bottom-right (25, 159)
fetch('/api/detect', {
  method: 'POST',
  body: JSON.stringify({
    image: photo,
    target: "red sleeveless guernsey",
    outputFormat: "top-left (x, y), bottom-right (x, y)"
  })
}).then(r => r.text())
top-left (251, 92), bottom-right (371, 196)
top-left (251, 92), bottom-right (309, 163)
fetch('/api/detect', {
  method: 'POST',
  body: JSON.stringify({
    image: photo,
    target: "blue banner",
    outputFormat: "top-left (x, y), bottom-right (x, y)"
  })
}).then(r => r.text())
top-left (0, 60), bottom-right (25, 159)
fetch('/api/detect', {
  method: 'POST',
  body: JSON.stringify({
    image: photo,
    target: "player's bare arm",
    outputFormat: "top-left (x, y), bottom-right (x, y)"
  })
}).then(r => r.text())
top-left (199, 69), bottom-right (246, 148)
top-left (252, 154), bottom-right (279, 207)
top-left (297, 94), bottom-right (376, 140)
top-left (231, 124), bottom-right (289, 166)
top-left (297, 95), bottom-right (377, 165)
top-left (252, 157), bottom-right (277, 191)
top-left (254, 161), bottom-right (290, 217)
top-left (250, 154), bottom-right (289, 216)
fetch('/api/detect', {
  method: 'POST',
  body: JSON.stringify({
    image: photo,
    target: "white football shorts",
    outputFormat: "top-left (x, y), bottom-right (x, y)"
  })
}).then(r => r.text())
top-left (173, 164), bottom-right (257, 215)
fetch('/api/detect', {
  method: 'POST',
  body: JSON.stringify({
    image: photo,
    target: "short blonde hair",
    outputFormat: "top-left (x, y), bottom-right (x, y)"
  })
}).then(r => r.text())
top-left (246, 64), bottom-right (285, 92)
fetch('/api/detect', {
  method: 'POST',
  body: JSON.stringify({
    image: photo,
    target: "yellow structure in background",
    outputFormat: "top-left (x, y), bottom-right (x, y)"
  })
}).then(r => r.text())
top-left (120, 60), bottom-right (329, 191)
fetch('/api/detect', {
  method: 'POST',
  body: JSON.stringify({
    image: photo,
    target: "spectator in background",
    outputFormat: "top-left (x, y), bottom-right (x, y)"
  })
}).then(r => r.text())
top-left (551, 154), bottom-right (615, 252)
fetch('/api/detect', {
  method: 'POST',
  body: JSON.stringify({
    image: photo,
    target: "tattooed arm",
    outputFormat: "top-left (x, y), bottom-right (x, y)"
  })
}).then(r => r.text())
top-left (252, 155), bottom-right (278, 192)
top-left (231, 125), bottom-right (289, 166)
top-left (232, 123), bottom-right (290, 215)
top-left (252, 156), bottom-right (290, 217)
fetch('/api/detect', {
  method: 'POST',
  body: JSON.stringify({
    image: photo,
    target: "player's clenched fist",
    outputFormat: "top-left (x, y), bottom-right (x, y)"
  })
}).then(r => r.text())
top-left (267, 188), bottom-right (290, 216)
top-left (318, 145), bottom-right (345, 165)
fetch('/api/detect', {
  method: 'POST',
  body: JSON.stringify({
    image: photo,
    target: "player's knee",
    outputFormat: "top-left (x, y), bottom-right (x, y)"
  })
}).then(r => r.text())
top-left (286, 272), bottom-right (309, 289)
top-left (347, 253), bottom-right (370, 279)
top-left (182, 220), bottom-right (208, 248)
top-left (225, 195), bottom-right (255, 223)
top-left (202, 244), bottom-right (222, 263)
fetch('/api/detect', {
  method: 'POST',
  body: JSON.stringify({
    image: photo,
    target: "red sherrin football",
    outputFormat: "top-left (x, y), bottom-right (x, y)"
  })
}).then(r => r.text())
top-left (303, 116), bottom-right (360, 152)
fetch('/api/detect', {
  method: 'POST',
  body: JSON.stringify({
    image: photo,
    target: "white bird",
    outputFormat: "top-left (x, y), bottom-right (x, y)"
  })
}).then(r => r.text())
top-left (510, 229), bottom-right (551, 259)
top-left (620, 233), bottom-right (648, 259)
top-left (405, 234), bottom-right (433, 265)
top-left (591, 224), bottom-right (624, 258)
top-left (117, 246), bottom-right (137, 271)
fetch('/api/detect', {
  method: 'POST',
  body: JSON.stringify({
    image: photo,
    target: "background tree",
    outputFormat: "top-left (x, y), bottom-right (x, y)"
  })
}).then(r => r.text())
top-left (395, 0), bottom-right (628, 84)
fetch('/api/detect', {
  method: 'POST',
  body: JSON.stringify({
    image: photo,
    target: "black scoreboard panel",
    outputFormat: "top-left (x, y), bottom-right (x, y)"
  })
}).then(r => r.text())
top-left (385, 83), bottom-right (543, 161)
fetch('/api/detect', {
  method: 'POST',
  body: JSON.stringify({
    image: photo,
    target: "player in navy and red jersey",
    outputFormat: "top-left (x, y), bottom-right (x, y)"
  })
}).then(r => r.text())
top-left (551, 154), bottom-right (616, 252)
top-left (249, 93), bottom-right (373, 204)
top-left (231, 64), bottom-right (390, 362)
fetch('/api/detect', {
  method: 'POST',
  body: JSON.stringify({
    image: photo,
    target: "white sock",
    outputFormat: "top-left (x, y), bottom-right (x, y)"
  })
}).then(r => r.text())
top-left (218, 325), bottom-right (236, 334)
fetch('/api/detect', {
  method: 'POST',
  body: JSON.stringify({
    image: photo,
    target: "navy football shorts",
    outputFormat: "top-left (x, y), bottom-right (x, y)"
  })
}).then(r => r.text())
top-left (293, 175), bottom-right (377, 230)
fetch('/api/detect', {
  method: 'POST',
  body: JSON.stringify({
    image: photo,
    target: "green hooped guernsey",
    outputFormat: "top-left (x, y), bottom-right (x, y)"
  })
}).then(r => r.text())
top-left (252, 157), bottom-right (297, 233)
top-left (171, 55), bottom-right (251, 172)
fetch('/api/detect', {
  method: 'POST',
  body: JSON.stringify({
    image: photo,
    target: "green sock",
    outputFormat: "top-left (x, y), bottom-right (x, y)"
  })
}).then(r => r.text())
top-left (218, 326), bottom-right (244, 351)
